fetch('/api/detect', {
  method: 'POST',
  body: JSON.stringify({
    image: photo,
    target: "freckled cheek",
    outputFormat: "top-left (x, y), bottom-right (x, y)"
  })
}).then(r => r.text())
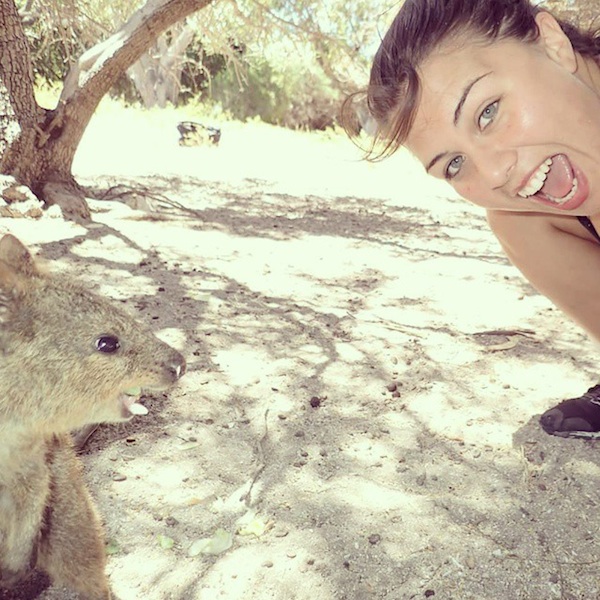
top-left (453, 181), bottom-right (475, 200)
top-left (454, 181), bottom-right (490, 206)
top-left (508, 110), bottom-right (537, 143)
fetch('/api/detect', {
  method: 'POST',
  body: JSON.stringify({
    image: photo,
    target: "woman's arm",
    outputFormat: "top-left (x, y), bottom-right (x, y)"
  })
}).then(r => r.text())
top-left (487, 209), bottom-right (600, 341)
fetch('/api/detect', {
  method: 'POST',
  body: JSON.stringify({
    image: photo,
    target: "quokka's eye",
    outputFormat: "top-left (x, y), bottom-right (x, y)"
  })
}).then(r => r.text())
top-left (95, 335), bottom-right (121, 354)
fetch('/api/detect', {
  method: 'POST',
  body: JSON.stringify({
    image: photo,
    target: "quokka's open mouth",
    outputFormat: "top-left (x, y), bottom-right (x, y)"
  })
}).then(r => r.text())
top-left (119, 387), bottom-right (148, 418)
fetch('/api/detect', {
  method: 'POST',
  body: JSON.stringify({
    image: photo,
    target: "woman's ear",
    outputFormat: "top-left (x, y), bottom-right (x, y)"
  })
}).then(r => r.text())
top-left (535, 11), bottom-right (577, 73)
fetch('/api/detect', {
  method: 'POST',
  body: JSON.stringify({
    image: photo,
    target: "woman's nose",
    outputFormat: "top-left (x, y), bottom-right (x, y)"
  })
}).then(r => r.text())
top-left (475, 146), bottom-right (517, 189)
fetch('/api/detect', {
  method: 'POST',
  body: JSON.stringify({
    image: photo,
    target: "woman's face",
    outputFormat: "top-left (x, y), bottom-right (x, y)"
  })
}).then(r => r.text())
top-left (406, 13), bottom-right (600, 215)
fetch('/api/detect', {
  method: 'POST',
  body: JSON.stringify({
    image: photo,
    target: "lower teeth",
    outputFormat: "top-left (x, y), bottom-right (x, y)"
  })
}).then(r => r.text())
top-left (546, 177), bottom-right (578, 205)
top-left (129, 403), bottom-right (148, 416)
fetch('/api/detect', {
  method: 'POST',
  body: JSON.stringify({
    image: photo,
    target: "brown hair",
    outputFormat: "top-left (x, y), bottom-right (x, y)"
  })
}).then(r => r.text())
top-left (346, 0), bottom-right (600, 161)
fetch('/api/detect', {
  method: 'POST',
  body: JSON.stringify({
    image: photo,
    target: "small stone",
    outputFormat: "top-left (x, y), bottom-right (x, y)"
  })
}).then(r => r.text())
top-left (386, 382), bottom-right (397, 392)
top-left (112, 473), bottom-right (127, 482)
top-left (165, 516), bottom-right (179, 527)
top-left (273, 528), bottom-right (289, 538)
top-left (309, 396), bottom-right (322, 408)
top-left (368, 534), bottom-right (381, 545)
top-left (25, 207), bottom-right (43, 219)
top-left (262, 561), bottom-right (274, 568)
top-left (424, 591), bottom-right (435, 598)
top-left (2, 185), bottom-right (28, 203)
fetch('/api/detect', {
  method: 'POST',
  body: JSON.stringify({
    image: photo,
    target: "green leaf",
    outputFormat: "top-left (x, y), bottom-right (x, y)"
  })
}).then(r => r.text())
top-left (157, 534), bottom-right (175, 550)
top-left (238, 516), bottom-right (269, 537)
top-left (105, 539), bottom-right (120, 555)
top-left (188, 529), bottom-right (233, 557)
top-left (123, 387), bottom-right (141, 396)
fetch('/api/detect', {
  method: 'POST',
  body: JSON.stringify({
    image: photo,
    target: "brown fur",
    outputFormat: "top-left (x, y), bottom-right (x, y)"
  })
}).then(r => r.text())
top-left (0, 235), bottom-right (186, 599)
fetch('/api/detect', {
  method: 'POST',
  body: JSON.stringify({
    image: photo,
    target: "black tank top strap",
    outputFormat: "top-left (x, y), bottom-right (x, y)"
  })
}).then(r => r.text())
top-left (578, 216), bottom-right (600, 244)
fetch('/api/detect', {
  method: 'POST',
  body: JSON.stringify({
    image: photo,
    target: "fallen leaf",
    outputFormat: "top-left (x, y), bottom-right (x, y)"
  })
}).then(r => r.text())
top-left (485, 336), bottom-right (518, 352)
top-left (177, 442), bottom-right (200, 451)
top-left (188, 529), bottom-right (233, 557)
top-left (105, 539), bottom-right (120, 555)
top-left (157, 534), bottom-right (175, 550)
top-left (238, 517), bottom-right (270, 537)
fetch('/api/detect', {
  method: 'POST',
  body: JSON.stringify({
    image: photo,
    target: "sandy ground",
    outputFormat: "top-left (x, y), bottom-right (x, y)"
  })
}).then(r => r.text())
top-left (4, 106), bottom-right (600, 600)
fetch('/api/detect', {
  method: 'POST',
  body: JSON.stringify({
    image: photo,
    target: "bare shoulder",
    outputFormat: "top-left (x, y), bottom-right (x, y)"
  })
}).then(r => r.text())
top-left (486, 210), bottom-right (600, 247)
top-left (485, 210), bottom-right (600, 339)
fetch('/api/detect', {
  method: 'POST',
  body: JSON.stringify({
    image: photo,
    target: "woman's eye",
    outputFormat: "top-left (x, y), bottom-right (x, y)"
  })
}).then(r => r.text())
top-left (478, 100), bottom-right (499, 130)
top-left (445, 155), bottom-right (465, 180)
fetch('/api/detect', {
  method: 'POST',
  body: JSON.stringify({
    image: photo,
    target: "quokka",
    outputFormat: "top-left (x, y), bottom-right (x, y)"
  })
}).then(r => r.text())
top-left (0, 234), bottom-right (186, 599)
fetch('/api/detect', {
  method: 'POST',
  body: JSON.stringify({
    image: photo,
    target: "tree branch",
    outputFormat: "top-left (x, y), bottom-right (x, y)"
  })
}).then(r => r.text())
top-left (52, 0), bottom-right (214, 172)
top-left (61, 0), bottom-right (213, 104)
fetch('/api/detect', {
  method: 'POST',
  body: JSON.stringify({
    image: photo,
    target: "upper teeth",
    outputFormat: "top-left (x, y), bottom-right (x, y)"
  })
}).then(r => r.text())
top-left (518, 158), bottom-right (552, 197)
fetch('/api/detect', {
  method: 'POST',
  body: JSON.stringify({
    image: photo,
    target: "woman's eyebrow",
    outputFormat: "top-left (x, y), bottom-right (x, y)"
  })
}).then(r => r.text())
top-left (453, 72), bottom-right (492, 125)
top-left (426, 151), bottom-right (447, 173)
top-left (425, 71), bottom-right (493, 172)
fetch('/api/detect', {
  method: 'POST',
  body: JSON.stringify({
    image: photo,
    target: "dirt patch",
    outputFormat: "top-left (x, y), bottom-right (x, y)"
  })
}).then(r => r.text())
top-left (5, 107), bottom-right (600, 600)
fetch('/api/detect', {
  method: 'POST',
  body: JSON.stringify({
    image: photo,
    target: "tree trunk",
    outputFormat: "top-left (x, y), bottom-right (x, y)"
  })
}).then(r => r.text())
top-left (128, 22), bottom-right (196, 108)
top-left (0, 0), bottom-right (214, 222)
top-left (0, 0), bottom-right (45, 182)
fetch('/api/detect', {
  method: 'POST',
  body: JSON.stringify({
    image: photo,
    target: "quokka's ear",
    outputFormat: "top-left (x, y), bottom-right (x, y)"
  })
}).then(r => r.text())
top-left (0, 263), bottom-right (18, 324)
top-left (0, 235), bottom-right (40, 278)
top-left (0, 236), bottom-right (39, 328)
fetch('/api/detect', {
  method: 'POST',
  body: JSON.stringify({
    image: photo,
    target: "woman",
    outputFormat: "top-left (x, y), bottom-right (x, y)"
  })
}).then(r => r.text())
top-left (348, 0), bottom-right (600, 438)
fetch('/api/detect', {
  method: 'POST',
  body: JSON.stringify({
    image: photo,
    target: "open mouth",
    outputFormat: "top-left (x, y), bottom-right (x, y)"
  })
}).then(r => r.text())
top-left (119, 387), bottom-right (148, 418)
top-left (517, 154), bottom-right (581, 207)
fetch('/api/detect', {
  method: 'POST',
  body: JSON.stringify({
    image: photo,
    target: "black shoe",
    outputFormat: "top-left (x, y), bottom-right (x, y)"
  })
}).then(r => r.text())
top-left (540, 384), bottom-right (600, 439)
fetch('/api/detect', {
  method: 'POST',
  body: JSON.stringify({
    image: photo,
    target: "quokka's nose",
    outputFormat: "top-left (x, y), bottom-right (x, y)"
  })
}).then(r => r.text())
top-left (168, 352), bottom-right (186, 380)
